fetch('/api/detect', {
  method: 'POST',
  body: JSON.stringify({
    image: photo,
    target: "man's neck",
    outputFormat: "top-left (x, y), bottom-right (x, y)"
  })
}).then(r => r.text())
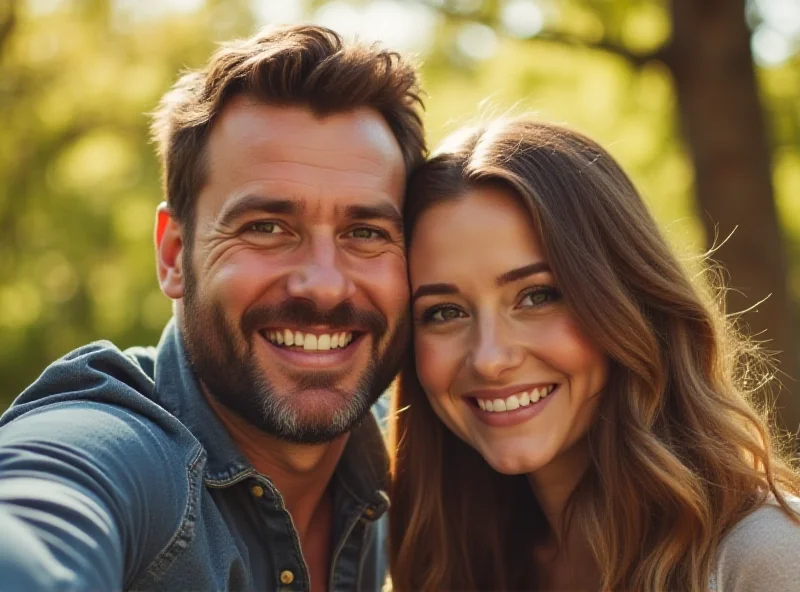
top-left (205, 391), bottom-right (349, 539)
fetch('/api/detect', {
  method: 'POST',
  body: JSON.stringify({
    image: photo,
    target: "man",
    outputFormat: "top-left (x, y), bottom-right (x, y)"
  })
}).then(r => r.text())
top-left (0, 25), bottom-right (425, 591)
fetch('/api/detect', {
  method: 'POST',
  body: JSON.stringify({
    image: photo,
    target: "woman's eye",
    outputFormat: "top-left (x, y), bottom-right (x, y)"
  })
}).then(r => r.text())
top-left (247, 221), bottom-right (284, 234)
top-left (519, 287), bottom-right (561, 308)
top-left (423, 306), bottom-right (466, 324)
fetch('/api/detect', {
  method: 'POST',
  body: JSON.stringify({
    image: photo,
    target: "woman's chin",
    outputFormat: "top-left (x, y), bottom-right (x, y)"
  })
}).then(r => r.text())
top-left (480, 448), bottom-right (547, 476)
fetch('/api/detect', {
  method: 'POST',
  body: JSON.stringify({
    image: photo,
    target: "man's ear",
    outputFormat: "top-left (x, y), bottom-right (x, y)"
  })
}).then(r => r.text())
top-left (155, 202), bottom-right (185, 300)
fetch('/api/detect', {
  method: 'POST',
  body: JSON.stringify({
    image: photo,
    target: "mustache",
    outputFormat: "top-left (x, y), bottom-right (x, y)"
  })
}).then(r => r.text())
top-left (241, 299), bottom-right (387, 338)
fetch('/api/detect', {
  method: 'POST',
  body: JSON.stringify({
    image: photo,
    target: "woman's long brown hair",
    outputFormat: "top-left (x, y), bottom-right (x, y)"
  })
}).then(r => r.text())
top-left (389, 119), bottom-right (800, 591)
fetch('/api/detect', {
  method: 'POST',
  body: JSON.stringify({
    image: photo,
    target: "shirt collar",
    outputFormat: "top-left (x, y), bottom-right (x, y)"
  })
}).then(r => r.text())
top-left (151, 318), bottom-right (389, 508)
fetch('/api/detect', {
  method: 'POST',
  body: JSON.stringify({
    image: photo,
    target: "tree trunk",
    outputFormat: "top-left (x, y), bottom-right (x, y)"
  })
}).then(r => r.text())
top-left (668, 0), bottom-right (800, 438)
top-left (0, 2), bottom-right (16, 56)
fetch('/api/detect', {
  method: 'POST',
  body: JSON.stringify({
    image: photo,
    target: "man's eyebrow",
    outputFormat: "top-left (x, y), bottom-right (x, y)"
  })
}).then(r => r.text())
top-left (344, 203), bottom-right (403, 235)
top-left (412, 283), bottom-right (459, 303)
top-left (218, 194), bottom-right (300, 227)
top-left (496, 262), bottom-right (551, 287)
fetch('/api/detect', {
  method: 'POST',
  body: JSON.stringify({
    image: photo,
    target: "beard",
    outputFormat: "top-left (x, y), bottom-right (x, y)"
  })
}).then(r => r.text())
top-left (180, 264), bottom-right (409, 444)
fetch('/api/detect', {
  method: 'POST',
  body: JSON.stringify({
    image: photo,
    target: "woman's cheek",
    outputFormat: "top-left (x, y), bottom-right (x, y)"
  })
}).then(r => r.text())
top-left (414, 333), bottom-right (456, 400)
top-left (556, 317), bottom-right (607, 379)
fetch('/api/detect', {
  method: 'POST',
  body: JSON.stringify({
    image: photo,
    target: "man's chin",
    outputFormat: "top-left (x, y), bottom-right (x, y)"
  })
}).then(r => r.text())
top-left (255, 392), bottom-right (372, 444)
top-left (269, 385), bottom-right (361, 413)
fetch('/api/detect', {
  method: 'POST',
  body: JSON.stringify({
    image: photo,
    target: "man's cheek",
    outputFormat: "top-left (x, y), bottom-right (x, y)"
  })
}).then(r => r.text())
top-left (210, 259), bottom-right (278, 305)
top-left (351, 266), bottom-right (409, 320)
top-left (377, 257), bottom-right (411, 301)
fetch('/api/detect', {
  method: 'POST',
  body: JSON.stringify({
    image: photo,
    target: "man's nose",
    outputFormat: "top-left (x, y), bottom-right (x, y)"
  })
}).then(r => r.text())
top-left (469, 319), bottom-right (525, 381)
top-left (286, 235), bottom-right (355, 310)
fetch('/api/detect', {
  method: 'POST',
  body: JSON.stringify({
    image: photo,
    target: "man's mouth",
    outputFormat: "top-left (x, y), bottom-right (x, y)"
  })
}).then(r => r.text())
top-left (261, 329), bottom-right (358, 351)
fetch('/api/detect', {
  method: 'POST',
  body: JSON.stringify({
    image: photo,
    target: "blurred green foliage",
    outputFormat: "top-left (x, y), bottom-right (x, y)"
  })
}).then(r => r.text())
top-left (1, 0), bottom-right (799, 410)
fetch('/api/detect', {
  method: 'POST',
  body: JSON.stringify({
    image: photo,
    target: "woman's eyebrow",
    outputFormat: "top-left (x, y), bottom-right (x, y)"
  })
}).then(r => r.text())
top-left (411, 283), bottom-right (459, 304)
top-left (496, 262), bottom-right (551, 286)
top-left (411, 262), bottom-right (550, 303)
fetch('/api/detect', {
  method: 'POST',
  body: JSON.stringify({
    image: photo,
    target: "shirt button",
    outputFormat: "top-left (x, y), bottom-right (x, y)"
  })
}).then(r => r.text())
top-left (250, 484), bottom-right (265, 498)
top-left (280, 570), bottom-right (295, 585)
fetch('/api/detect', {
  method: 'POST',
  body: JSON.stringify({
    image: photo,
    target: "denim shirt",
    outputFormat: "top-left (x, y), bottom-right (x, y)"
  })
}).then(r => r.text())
top-left (0, 319), bottom-right (390, 591)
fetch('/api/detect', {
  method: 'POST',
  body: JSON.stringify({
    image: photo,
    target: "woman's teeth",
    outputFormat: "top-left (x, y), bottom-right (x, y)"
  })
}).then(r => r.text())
top-left (476, 385), bottom-right (556, 412)
top-left (265, 329), bottom-right (353, 351)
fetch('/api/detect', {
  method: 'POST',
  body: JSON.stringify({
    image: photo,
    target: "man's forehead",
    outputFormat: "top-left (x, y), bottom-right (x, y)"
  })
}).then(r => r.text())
top-left (209, 96), bottom-right (403, 168)
top-left (197, 97), bottom-right (408, 223)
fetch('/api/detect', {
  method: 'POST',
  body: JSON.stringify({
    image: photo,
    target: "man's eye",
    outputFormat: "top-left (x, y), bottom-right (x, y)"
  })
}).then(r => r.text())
top-left (247, 222), bottom-right (284, 234)
top-left (348, 227), bottom-right (387, 240)
top-left (422, 306), bottom-right (466, 324)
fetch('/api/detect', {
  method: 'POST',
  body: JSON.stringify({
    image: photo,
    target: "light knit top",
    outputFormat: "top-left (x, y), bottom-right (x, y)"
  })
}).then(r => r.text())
top-left (709, 496), bottom-right (800, 591)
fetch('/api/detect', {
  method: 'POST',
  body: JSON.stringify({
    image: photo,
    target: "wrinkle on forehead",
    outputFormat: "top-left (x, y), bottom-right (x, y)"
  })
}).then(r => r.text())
top-left (211, 97), bottom-right (402, 170)
top-left (233, 161), bottom-right (397, 193)
top-left (199, 98), bottom-right (407, 218)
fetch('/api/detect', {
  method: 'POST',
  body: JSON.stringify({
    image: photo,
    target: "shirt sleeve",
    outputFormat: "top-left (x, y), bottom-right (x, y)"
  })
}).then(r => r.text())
top-left (0, 346), bottom-right (200, 591)
top-left (713, 499), bottom-right (800, 592)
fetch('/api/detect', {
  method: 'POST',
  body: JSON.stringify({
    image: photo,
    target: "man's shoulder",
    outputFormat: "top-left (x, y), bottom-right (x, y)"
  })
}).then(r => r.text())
top-left (3, 340), bottom-right (158, 425)
top-left (0, 339), bottom-right (198, 463)
top-left (0, 338), bottom-right (204, 506)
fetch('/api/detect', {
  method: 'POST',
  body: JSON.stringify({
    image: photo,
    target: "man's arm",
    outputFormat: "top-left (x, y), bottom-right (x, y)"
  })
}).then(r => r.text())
top-left (0, 346), bottom-right (202, 590)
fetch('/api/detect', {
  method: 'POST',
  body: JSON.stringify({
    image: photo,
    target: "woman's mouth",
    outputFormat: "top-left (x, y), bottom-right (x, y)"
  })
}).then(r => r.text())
top-left (471, 384), bottom-right (556, 413)
top-left (464, 384), bottom-right (560, 427)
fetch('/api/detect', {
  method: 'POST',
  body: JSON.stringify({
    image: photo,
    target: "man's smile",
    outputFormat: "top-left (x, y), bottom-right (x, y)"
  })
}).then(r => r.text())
top-left (263, 328), bottom-right (356, 350)
top-left (258, 328), bottom-right (369, 369)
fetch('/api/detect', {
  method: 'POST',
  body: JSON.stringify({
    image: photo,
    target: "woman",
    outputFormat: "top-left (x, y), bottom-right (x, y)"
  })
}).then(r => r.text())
top-left (389, 118), bottom-right (800, 591)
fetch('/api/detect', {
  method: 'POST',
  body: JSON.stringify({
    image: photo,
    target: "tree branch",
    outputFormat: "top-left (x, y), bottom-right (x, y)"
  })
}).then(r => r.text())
top-left (420, 0), bottom-right (670, 68)
top-left (528, 31), bottom-right (670, 68)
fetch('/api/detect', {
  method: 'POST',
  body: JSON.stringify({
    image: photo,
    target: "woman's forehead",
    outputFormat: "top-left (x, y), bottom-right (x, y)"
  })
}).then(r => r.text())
top-left (409, 186), bottom-right (546, 285)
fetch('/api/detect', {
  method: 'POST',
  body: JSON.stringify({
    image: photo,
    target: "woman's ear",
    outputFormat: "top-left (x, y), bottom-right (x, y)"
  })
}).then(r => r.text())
top-left (155, 202), bottom-right (185, 300)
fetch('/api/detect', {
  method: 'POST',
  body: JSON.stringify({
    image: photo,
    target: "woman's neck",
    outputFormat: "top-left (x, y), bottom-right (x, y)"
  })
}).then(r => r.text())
top-left (527, 439), bottom-right (600, 590)
top-left (527, 438), bottom-right (592, 542)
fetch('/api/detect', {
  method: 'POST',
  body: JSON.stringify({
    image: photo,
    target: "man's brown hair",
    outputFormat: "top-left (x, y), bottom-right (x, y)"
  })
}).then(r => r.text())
top-left (151, 24), bottom-right (426, 236)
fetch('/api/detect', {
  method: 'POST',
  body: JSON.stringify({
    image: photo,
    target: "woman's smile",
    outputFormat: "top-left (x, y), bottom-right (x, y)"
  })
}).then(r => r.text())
top-left (466, 383), bottom-right (559, 428)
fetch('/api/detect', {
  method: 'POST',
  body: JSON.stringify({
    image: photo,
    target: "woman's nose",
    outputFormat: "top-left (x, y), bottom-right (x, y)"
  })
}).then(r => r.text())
top-left (468, 320), bottom-right (525, 381)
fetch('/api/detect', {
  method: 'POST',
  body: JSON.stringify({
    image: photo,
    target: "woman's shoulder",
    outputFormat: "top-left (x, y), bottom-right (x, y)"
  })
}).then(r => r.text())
top-left (711, 495), bottom-right (800, 591)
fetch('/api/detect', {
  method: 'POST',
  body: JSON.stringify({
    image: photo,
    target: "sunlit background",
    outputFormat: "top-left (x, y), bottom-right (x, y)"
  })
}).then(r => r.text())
top-left (1, 0), bottom-right (800, 428)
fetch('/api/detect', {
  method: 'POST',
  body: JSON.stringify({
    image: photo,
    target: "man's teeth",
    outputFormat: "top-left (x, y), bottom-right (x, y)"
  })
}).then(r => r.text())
top-left (265, 330), bottom-right (354, 351)
top-left (477, 385), bottom-right (556, 412)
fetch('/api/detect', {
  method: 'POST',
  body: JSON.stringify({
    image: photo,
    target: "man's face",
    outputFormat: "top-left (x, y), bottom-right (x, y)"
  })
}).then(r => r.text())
top-left (175, 98), bottom-right (409, 443)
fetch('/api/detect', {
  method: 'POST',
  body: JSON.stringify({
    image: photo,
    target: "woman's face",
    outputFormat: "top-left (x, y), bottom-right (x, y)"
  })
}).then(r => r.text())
top-left (409, 185), bottom-right (608, 475)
